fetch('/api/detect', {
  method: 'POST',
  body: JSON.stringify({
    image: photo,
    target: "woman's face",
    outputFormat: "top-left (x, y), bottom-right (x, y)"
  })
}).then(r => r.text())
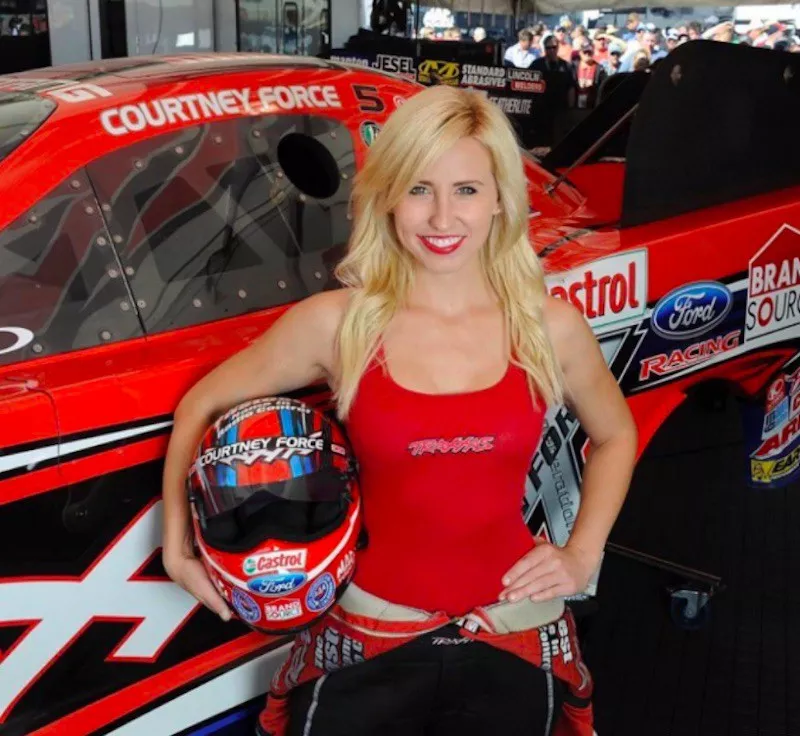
top-left (392, 136), bottom-right (499, 274)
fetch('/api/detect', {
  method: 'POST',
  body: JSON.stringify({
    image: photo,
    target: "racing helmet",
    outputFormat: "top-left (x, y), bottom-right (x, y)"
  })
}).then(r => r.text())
top-left (188, 397), bottom-right (361, 634)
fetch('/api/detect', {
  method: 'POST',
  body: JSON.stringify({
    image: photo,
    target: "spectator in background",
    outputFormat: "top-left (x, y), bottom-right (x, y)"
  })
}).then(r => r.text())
top-left (642, 29), bottom-right (667, 62)
top-left (573, 38), bottom-right (607, 109)
top-left (472, 27), bottom-right (487, 42)
top-left (593, 32), bottom-right (611, 66)
top-left (604, 48), bottom-right (623, 75)
top-left (532, 33), bottom-right (576, 143)
top-left (504, 29), bottom-right (536, 68)
top-left (665, 28), bottom-right (680, 53)
top-left (632, 49), bottom-right (650, 71)
top-left (687, 21), bottom-right (703, 40)
top-left (622, 13), bottom-right (640, 41)
top-left (554, 26), bottom-right (572, 62)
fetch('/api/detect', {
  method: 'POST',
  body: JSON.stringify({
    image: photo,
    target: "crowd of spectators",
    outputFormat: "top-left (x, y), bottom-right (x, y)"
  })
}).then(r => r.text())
top-left (494, 12), bottom-right (800, 110)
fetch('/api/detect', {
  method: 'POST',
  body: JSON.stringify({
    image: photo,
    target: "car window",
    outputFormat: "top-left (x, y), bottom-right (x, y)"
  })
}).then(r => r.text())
top-left (86, 114), bottom-right (355, 334)
top-left (0, 92), bottom-right (56, 163)
top-left (0, 171), bottom-right (145, 366)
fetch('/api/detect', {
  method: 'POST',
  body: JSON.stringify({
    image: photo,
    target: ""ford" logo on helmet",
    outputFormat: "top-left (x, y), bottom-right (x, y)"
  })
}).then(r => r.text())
top-left (247, 572), bottom-right (308, 597)
top-left (651, 281), bottom-right (733, 340)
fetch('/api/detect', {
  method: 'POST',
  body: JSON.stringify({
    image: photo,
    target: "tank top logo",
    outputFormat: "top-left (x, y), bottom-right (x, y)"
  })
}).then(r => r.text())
top-left (407, 435), bottom-right (495, 456)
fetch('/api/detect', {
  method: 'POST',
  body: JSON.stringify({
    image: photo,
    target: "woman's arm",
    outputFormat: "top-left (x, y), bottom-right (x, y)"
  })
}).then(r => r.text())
top-left (162, 288), bottom-right (349, 617)
top-left (501, 295), bottom-right (638, 602)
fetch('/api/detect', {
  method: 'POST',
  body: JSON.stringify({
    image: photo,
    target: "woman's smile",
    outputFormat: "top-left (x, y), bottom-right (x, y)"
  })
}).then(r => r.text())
top-left (417, 235), bottom-right (467, 255)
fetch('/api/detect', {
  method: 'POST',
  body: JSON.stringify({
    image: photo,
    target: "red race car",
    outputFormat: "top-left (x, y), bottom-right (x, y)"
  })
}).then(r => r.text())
top-left (0, 42), bottom-right (798, 735)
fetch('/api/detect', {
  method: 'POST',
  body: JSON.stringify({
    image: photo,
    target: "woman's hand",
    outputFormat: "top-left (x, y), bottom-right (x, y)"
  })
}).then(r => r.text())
top-left (164, 552), bottom-right (232, 622)
top-left (499, 540), bottom-right (599, 603)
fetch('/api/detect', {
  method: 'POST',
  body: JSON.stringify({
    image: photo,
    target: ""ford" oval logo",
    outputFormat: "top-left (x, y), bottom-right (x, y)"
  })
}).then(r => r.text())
top-left (247, 572), bottom-right (307, 597)
top-left (651, 281), bottom-right (732, 340)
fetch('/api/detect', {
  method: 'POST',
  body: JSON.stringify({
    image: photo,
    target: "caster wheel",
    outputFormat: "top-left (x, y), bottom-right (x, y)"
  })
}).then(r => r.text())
top-left (669, 591), bottom-right (710, 630)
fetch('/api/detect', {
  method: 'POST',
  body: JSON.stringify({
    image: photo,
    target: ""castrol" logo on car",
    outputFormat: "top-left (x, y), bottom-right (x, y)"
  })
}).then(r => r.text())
top-left (746, 225), bottom-right (800, 342)
top-left (547, 250), bottom-right (647, 332)
top-left (243, 549), bottom-right (307, 576)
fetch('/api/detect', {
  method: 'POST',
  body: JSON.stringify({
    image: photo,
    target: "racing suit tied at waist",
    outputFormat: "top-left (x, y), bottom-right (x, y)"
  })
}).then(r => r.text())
top-left (259, 583), bottom-right (593, 736)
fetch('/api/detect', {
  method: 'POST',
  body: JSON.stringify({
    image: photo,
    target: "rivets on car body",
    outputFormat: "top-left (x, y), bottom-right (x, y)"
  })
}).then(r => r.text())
top-left (125, 266), bottom-right (135, 276)
top-left (341, 172), bottom-right (349, 180)
top-left (330, 131), bottom-right (337, 139)
top-left (96, 236), bottom-right (107, 246)
top-left (278, 280), bottom-right (286, 289)
top-left (85, 205), bottom-right (95, 215)
top-left (100, 330), bottom-right (112, 341)
top-left (298, 194), bottom-right (307, 202)
top-left (31, 343), bottom-right (43, 354)
top-left (113, 234), bottom-right (123, 244)
top-left (277, 170), bottom-right (284, 179)
top-left (108, 268), bottom-right (119, 279)
top-left (120, 301), bottom-right (131, 311)
top-left (134, 159), bottom-right (144, 170)
top-left (238, 289), bottom-right (247, 299)
top-left (314, 271), bottom-right (322, 279)
top-left (193, 298), bottom-right (202, 308)
top-left (102, 203), bottom-right (112, 213)
top-left (28, 214), bottom-right (38, 224)
top-left (136, 299), bottom-right (146, 309)
top-left (175, 145), bottom-right (185, 154)
top-left (252, 129), bottom-right (262, 138)
top-left (213, 135), bottom-right (222, 144)
top-left (70, 179), bottom-right (82, 190)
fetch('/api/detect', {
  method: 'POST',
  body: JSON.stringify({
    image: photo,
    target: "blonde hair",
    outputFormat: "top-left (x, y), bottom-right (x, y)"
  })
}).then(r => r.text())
top-left (333, 85), bottom-right (563, 418)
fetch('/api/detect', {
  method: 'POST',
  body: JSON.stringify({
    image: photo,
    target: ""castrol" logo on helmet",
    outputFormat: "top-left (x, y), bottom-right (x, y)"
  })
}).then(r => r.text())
top-left (547, 250), bottom-right (647, 332)
top-left (243, 549), bottom-right (307, 576)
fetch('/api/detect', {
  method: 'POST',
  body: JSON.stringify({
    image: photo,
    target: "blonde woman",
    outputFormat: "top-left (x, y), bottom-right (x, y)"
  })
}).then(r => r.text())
top-left (162, 85), bottom-right (637, 735)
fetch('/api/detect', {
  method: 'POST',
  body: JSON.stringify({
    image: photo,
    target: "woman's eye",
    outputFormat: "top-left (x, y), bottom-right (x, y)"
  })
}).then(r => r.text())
top-left (409, 185), bottom-right (428, 195)
top-left (457, 186), bottom-right (478, 195)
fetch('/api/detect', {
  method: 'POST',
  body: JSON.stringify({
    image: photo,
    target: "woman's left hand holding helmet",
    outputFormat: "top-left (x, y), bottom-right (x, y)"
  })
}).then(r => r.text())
top-left (502, 295), bottom-right (639, 604)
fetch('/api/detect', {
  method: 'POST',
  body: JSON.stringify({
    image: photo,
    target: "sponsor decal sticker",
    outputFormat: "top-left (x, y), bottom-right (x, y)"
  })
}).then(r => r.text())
top-left (0, 326), bottom-right (34, 355)
top-left (243, 549), bottom-right (307, 576)
top-left (264, 600), bottom-right (304, 622)
top-left (247, 572), bottom-right (308, 597)
top-left (638, 330), bottom-right (741, 381)
top-left (306, 572), bottom-right (336, 613)
top-left (372, 54), bottom-right (417, 81)
top-left (547, 250), bottom-right (648, 331)
top-left (199, 432), bottom-right (324, 466)
top-left (315, 626), bottom-right (365, 671)
top-left (231, 588), bottom-right (262, 624)
top-left (360, 120), bottom-right (381, 146)
top-left (461, 64), bottom-right (507, 89)
top-left (651, 281), bottom-right (733, 340)
top-left (745, 224), bottom-right (800, 341)
top-left (417, 60), bottom-right (460, 85)
top-left (100, 84), bottom-right (342, 136)
top-left (408, 435), bottom-right (495, 456)
top-left (336, 550), bottom-right (356, 583)
top-left (488, 96), bottom-right (533, 115)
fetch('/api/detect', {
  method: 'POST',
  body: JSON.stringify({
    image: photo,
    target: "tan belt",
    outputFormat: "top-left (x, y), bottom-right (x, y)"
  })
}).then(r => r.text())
top-left (337, 582), bottom-right (565, 634)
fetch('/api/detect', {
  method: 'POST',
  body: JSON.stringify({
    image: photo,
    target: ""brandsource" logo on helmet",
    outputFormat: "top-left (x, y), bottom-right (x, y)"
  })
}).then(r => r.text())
top-left (243, 549), bottom-right (307, 577)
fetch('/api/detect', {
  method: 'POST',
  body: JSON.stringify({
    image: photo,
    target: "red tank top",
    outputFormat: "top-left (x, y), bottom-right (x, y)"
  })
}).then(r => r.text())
top-left (345, 349), bottom-right (546, 616)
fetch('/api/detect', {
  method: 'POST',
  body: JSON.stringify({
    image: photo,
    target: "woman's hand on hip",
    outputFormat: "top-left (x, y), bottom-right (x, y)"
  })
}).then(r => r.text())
top-left (164, 551), bottom-right (232, 622)
top-left (499, 540), bottom-right (598, 603)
